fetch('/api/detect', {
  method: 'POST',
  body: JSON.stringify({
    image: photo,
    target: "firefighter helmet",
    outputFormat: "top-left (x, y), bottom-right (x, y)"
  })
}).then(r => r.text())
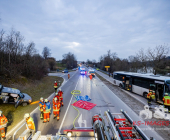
top-left (0, 110), bottom-right (2, 116)
top-left (56, 92), bottom-right (58, 95)
top-left (59, 89), bottom-right (61, 91)
top-left (45, 99), bottom-right (48, 102)
top-left (24, 113), bottom-right (30, 119)
top-left (165, 93), bottom-right (169, 96)
top-left (55, 81), bottom-right (56, 83)
top-left (40, 97), bottom-right (43, 101)
top-left (54, 97), bottom-right (58, 101)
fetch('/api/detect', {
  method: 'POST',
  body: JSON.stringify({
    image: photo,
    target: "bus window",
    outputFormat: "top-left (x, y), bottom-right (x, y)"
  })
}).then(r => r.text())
top-left (149, 84), bottom-right (156, 91)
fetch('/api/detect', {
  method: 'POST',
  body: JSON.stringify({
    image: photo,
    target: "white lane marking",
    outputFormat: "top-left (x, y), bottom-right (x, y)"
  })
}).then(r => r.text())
top-left (78, 114), bottom-right (87, 127)
top-left (6, 71), bottom-right (77, 137)
top-left (58, 76), bottom-right (80, 133)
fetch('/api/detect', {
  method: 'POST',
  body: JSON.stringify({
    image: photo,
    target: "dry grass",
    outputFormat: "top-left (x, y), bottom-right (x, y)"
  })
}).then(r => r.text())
top-left (0, 76), bottom-right (63, 132)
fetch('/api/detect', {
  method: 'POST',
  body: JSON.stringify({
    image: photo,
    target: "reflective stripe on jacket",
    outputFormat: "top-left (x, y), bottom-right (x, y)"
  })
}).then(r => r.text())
top-left (53, 101), bottom-right (61, 111)
top-left (26, 117), bottom-right (35, 130)
top-left (54, 83), bottom-right (57, 88)
top-left (58, 91), bottom-right (63, 98)
top-left (0, 115), bottom-right (8, 126)
top-left (163, 96), bottom-right (170, 106)
top-left (39, 101), bottom-right (44, 111)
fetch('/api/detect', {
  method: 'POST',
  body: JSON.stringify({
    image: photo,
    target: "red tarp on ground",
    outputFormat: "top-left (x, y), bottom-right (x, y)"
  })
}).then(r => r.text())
top-left (72, 100), bottom-right (96, 110)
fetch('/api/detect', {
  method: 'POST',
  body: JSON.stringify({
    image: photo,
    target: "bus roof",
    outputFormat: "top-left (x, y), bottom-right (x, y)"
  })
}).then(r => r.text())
top-left (113, 71), bottom-right (170, 81)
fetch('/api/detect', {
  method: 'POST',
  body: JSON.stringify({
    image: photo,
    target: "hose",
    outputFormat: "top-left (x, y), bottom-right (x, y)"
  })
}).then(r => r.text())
top-left (71, 90), bottom-right (81, 128)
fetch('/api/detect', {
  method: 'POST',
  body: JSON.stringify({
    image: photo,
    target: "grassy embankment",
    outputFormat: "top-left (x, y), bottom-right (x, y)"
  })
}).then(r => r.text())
top-left (0, 76), bottom-right (63, 132)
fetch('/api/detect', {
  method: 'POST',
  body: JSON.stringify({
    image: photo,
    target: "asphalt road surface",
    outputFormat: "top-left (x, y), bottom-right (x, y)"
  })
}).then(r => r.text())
top-left (6, 70), bottom-right (163, 140)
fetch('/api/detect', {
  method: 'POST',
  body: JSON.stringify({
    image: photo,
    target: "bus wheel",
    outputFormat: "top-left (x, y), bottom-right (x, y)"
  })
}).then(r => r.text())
top-left (143, 92), bottom-right (148, 99)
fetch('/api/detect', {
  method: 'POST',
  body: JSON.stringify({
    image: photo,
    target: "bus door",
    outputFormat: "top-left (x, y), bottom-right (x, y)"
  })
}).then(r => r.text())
top-left (125, 76), bottom-right (132, 91)
top-left (154, 81), bottom-right (165, 103)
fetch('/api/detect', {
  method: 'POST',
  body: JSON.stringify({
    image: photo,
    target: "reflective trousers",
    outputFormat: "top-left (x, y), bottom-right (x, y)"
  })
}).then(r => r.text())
top-left (147, 98), bottom-right (151, 106)
top-left (43, 112), bottom-right (50, 122)
top-left (40, 111), bottom-right (43, 119)
top-left (60, 98), bottom-right (63, 105)
top-left (0, 128), bottom-right (5, 138)
top-left (53, 111), bottom-right (60, 120)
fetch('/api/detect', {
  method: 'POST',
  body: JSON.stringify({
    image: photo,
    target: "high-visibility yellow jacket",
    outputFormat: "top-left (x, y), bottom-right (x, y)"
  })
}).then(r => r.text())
top-left (163, 96), bottom-right (170, 106)
top-left (147, 91), bottom-right (155, 99)
top-left (26, 117), bottom-right (35, 130)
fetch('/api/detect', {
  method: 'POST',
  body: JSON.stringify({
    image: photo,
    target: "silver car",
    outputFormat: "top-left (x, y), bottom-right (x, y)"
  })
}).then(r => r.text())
top-left (0, 84), bottom-right (32, 108)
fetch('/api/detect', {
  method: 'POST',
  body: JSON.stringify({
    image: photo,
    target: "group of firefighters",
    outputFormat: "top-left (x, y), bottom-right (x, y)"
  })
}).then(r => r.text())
top-left (147, 89), bottom-right (170, 112)
top-left (39, 81), bottom-right (64, 123)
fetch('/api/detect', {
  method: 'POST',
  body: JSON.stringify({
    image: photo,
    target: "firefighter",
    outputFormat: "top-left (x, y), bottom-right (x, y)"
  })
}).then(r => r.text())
top-left (39, 97), bottom-right (44, 119)
top-left (43, 99), bottom-right (51, 123)
top-left (68, 74), bottom-right (70, 79)
top-left (24, 113), bottom-right (35, 134)
top-left (89, 74), bottom-right (93, 80)
top-left (58, 89), bottom-right (64, 106)
top-left (54, 81), bottom-right (58, 92)
top-left (53, 97), bottom-right (61, 120)
top-left (163, 93), bottom-right (170, 113)
top-left (147, 90), bottom-right (155, 106)
top-left (0, 111), bottom-right (8, 139)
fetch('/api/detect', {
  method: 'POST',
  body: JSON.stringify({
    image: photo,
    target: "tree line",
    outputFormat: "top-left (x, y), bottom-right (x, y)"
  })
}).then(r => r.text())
top-left (88, 45), bottom-right (170, 75)
top-left (0, 29), bottom-right (48, 82)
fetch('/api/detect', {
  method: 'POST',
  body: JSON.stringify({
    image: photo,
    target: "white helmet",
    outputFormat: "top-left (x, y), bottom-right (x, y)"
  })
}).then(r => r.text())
top-left (165, 93), bottom-right (169, 96)
top-left (0, 110), bottom-right (2, 116)
top-left (45, 99), bottom-right (48, 102)
top-left (59, 89), bottom-right (61, 91)
top-left (55, 81), bottom-right (56, 83)
top-left (54, 97), bottom-right (58, 101)
top-left (40, 97), bottom-right (43, 101)
top-left (56, 92), bottom-right (58, 95)
top-left (24, 113), bottom-right (30, 119)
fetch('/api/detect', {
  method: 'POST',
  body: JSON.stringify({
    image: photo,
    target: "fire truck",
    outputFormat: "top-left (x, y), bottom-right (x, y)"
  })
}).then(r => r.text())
top-left (17, 110), bottom-right (154, 140)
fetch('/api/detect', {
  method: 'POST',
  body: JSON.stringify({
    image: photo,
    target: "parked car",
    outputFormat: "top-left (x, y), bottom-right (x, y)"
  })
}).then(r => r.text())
top-left (62, 69), bottom-right (68, 73)
top-left (0, 84), bottom-right (32, 108)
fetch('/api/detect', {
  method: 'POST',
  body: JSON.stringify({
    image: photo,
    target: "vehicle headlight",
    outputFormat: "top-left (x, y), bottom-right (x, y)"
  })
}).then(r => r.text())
top-left (67, 132), bottom-right (72, 137)
top-left (29, 100), bottom-right (32, 103)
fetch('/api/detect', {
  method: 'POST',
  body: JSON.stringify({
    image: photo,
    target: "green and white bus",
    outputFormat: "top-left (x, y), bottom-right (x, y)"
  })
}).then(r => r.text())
top-left (113, 71), bottom-right (170, 104)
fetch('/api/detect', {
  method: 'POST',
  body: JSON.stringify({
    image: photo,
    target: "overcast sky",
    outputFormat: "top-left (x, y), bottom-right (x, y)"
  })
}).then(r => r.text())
top-left (0, 0), bottom-right (170, 61)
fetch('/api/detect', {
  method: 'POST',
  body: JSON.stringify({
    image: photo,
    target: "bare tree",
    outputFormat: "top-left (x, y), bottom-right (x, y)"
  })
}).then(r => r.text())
top-left (128, 55), bottom-right (140, 72)
top-left (147, 45), bottom-right (169, 75)
top-left (62, 52), bottom-right (77, 69)
top-left (42, 47), bottom-right (51, 59)
top-left (136, 48), bottom-right (148, 73)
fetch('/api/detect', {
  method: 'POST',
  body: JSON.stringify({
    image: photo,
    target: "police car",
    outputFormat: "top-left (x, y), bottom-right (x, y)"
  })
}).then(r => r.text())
top-left (0, 84), bottom-right (32, 108)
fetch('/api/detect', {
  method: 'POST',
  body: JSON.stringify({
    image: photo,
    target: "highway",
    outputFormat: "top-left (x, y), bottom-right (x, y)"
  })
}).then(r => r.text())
top-left (6, 70), bottom-right (163, 140)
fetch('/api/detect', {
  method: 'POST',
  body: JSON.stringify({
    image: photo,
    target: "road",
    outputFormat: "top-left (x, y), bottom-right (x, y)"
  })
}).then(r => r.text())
top-left (6, 70), bottom-right (163, 140)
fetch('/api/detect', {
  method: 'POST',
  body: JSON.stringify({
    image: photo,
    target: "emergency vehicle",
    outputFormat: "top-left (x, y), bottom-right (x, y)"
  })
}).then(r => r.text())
top-left (0, 84), bottom-right (32, 108)
top-left (17, 110), bottom-right (154, 140)
top-left (88, 69), bottom-right (95, 77)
